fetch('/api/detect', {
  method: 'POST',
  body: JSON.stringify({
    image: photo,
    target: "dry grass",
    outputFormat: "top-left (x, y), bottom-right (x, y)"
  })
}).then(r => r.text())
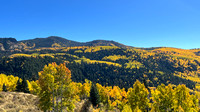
top-left (0, 92), bottom-right (42, 112)
top-left (0, 92), bottom-right (119, 112)
top-left (74, 99), bottom-right (120, 112)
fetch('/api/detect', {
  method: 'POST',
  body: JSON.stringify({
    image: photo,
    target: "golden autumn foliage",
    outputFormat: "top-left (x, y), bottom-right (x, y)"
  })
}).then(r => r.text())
top-left (84, 46), bottom-right (119, 53)
top-left (0, 72), bottom-right (200, 111)
top-left (9, 53), bottom-right (55, 58)
top-left (127, 80), bottom-right (149, 111)
top-left (27, 80), bottom-right (41, 95)
top-left (103, 55), bottom-right (128, 61)
top-left (0, 74), bottom-right (19, 91)
top-left (125, 60), bottom-right (144, 69)
top-left (38, 62), bottom-right (77, 111)
top-left (1, 60), bottom-right (200, 111)
top-left (75, 56), bottom-right (122, 67)
top-left (151, 84), bottom-right (199, 112)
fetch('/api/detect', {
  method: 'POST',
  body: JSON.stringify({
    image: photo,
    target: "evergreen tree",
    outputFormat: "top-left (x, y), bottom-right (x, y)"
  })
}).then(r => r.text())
top-left (142, 78), bottom-right (150, 91)
top-left (90, 83), bottom-right (100, 108)
top-left (21, 77), bottom-right (30, 93)
top-left (16, 79), bottom-right (22, 92)
top-left (3, 83), bottom-right (7, 92)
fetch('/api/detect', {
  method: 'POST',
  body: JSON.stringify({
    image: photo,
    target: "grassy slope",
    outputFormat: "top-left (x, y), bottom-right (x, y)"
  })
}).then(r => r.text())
top-left (0, 92), bottom-right (117, 112)
top-left (0, 92), bottom-right (41, 112)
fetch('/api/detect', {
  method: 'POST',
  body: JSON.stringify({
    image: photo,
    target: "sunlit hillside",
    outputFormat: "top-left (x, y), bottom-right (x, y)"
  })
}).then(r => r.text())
top-left (1, 42), bottom-right (200, 90)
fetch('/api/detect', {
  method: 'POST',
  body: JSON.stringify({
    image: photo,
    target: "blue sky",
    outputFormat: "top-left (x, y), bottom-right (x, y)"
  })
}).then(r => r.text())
top-left (0, 0), bottom-right (200, 49)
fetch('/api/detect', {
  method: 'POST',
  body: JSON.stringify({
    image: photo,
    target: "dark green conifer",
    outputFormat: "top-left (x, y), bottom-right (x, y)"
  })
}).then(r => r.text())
top-left (3, 83), bottom-right (7, 92)
top-left (90, 83), bottom-right (100, 108)
top-left (16, 79), bottom-right (22, 92)
top-left (22, 77), bottom-right (30, 93)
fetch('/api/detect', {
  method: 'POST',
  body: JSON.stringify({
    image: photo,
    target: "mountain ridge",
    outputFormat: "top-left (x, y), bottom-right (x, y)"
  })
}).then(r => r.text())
top-left (1, 36), bottom-right (198, 51)
top-left (0, 36), bottom-right (130, 51)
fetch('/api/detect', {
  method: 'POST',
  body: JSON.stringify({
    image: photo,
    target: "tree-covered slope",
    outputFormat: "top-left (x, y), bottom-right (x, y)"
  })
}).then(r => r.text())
top-left (1, 45), bottom-right (200, 89)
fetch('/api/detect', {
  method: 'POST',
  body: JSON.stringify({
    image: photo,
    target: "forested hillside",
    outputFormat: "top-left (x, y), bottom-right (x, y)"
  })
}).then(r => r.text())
top-left (1, 37), bottom-right (200, 90)
top-left (0, 63), bottom-right (199, 112)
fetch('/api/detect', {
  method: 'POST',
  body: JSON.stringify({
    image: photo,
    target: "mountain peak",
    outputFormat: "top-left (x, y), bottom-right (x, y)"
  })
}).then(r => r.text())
top-left (46, 36), bottom-right (68, 40)
top-left (86, 39), bottom-right (129, 48)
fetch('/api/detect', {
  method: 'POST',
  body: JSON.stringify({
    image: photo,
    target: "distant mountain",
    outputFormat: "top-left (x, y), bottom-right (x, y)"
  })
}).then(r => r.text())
top-left (20, 36), bottom-right (83, 48)
top-left (0, 36), bottom-right (129, 51)
top-left (85, 40), bottom-right (128, 48)
top-left (0, 38), bottom-right (25, 51)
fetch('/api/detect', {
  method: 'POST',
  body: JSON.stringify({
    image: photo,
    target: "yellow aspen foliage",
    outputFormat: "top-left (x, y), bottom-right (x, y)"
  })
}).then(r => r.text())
top-left (177, 106), bottom-right (184, 112)
top-left (133, 106), bottom-right (142, 112)
top-left (102, 55), bottom-right (127, 61)
top-left (28, 80), bottom-right (41, 95)
top-left (93, 108), bottom-right (100, 112)
top-left (27, 80), bottom-right (32, 92)
top-left (151, 84), bottom-right (174, 111)
top-left (122, 104), bottom-right (132, 112)
top-left (118, 88), bottom-right (128, 111)
top-left (127, 80), bottom-right (149, 111)
top-left (110, 86), bottom-right (122, 100)
top-left (80, 79), bottom-right (92, 98)
top-left (74, 82), bottom-right (83, 98)
top-left (190, 94), bottom-right (199, 111)
top-left (107, 99), bottom-right (115, 110)
top-left (174, 84), bottom-right (199, 112)
top-left (110, 86), bottom-right (128, 111)
top-left (71, 82), bottom-right (81, 101)
top-left (38, 62), bottom-right (76, 112)
top-left (0, 74), bottom-right (19, 91)
top-left (96, 83), bottom-right (109, 104)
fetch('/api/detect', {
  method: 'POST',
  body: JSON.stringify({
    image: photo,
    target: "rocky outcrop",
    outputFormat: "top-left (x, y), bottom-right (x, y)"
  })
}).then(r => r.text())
top-left (0, 38), bottom-right (26, 51)
top-left (0, 43), bottom-right (5, 51)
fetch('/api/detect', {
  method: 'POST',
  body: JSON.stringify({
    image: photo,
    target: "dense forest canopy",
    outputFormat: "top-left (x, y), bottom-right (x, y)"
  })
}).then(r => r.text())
top-left (1, 40), bottom-right (200, 90)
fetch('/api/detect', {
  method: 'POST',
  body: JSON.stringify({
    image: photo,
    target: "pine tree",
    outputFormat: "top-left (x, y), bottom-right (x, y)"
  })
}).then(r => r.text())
top-left (16, 79), bottom-right (22, 92)
top-left (90, 83), bottom-right (101, 108)
top-left (3, 83), bottom-right (7, 92)
top-left (21, 77), bottom-right (30, 93)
